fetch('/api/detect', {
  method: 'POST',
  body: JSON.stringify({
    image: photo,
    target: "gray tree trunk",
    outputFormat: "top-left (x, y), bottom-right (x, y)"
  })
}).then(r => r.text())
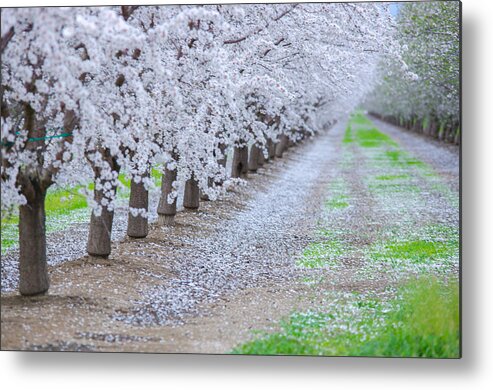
top-left (157, 165), bottom-right (177, 225)
top-left (217, 143), bottom-right (228, 184)
top-left (214, 144), bottom-right (228, 186)
top-left (87, 152), bottom-right (119, 257)
top-left (268, 139), bottom-right (276, 160)
top-left (438, 123), bottom-right (445, 141)
top-left (87, 186), bottom-right (117, 258)
top-left (127, 176), bottom-right (149, 238)
top-left (445, 124), bottom-right (454, 142)
top-left (429, 119), bottom-right (438, 139)
top-left (454, 127), bottom-right (460, 145)
top-left (231, 144), bottom-right (248, 178)
top-left (240, 147), bottom-right (248, 175)
top-left (18, 185), bottom-right (49, 296)
top-left (201, 142), bottom-right (228, 200)
top-left (275, 134), bottom-right (289, 158)
top-left (248, 144), bottom-right (260, 172)
top-left (200, 177), bottom-right (213, 201)
top-left (184, 176), bottom-right (199, 209)
top-left (258, 147), bottom-right (265, 167)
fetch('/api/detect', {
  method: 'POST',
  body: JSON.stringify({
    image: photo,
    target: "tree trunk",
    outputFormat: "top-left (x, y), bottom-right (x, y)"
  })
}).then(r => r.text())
top-left (201, 142), bottom-right (228, 200)
top-left (87, 152), bottom-right (119, 257)
top-left (429, 119), bottom-right (438, 139)
top-left (127, 177), bottom-right (149, 238)
top-left (19, 186), bottom-right (49, 296)
top-left (248, 144), bottom-right (260, 172)
top-left (184, 176), bottom-right (199, 209)
top-left (438, 122), bottom-right (444, 141)
top-left (231, 144), bottom-right (248, 178)
top-left (454, 126), bottom-right (460, 145)
top-left (257, 147), bottom-right (265, 167)
top-left (200, 177), bottom-right (213, 201)
top-left (87, 187), bottom-right (116, 258)
top-left (157, 165), bottom-right (177, 226)
top-left (275, 134), bottom-right (289, 158)
top-left (215, 142), bottom-right (228, 186)
top-left (267, 139), bottom-right (276, 160)
top-left (444, 126), bottom-right (452, 143)
top-left (240, 146), bottom-right (248, 174)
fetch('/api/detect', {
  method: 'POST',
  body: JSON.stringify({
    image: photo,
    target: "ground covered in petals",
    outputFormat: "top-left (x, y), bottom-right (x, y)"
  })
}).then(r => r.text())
top-left (1, 115), bottom-right (459, 356)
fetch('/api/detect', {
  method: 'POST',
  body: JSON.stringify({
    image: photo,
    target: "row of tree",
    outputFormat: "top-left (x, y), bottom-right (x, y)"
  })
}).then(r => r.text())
top-left (365, 1), bottom-right (460, 144)
top-left (1, 4), bottom-right (395, 295)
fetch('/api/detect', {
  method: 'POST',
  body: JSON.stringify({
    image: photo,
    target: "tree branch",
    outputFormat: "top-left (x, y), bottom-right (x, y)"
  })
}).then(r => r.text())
top-left (1, 26), bottom-right (15, 54)
top-left (223, 4), bottom-right (298, 45)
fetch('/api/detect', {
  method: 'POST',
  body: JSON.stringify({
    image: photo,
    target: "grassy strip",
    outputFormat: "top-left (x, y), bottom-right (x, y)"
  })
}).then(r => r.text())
top-left (297, 176), bottom-right (351, 269)
top-left (232, 277), bottom-right (459, 358)
top-left (343, 123), bottom-right (353, 144)
top-left (369, 223), bottom-right (458, 266)
top-left (345, 112), bottom-right (398, 148)
top-left (325, 195), bottom-right (349, 210)
top-left (324, 178), bottom-right (350, 211)
top-left (297, 240), bottom-right (344, 268)
top-left (359, 223), bottom-right (459, 278)
top-left (277, 111), bottom-right (459, 357)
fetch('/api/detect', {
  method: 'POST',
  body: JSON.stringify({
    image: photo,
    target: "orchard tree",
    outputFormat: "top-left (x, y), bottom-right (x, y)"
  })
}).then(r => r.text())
top-left (1, 8), bottom-right (101, 294)
top-left (1, 7), bottom-right (146, 292)
top-left (365, 1), bottom-right (460, 143)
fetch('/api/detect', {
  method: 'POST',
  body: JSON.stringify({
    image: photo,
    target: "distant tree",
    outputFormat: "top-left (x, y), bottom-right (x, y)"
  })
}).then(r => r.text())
top-left (365, 1), bottom-right (460, 143)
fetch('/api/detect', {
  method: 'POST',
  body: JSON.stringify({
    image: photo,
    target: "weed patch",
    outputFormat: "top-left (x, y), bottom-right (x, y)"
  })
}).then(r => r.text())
top-left (296, 239), bottom-right (344, 268)
top-left (360, 223), bottom-right (459, 277)
top-left (375, 174), bottom-right (410, 181)
top-left (343, 124), bottom-right (353, 144)
top-left (232, 277), bottom-right (459, 358)
top-left (325, 196), bottom-right (349, 210)
top-left (371, 240), bottom-right (456, 264)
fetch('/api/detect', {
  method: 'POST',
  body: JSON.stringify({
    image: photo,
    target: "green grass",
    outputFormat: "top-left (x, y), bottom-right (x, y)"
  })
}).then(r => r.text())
top-left (385, 149), bottom-right (402, 162)
top-left (296, 228), bottom-right (349, 269)
top-left (232, 277), bottom-right (460, 358)
top-left (325, 195), bottom-right (349, 210)
top-left (357, 128), bottom-right (396, 148)
top-left (347, 112), bottom-right (398, 148)
top-left (347, 113), bottom-right (428, 172)
top-left (324, 178), bottom-right (350, 210)
top-left (375, 174), bottom-right (410, 181)
top-left (355, 277), bottom-right (460, 358)
top-left (368, 223), bottom-right (458, 267)
top-left (373, 148), bottom-right (427, 169)
top-left (370, 240), bottom-right (456, 265)
top-left (367, 182), bottom-right (420, 194)
top-left (343, 124), bottom-right (353, 143)
top-left (296, 240), bottom-right (344, 268)
top-left (348, 115), bottom-right (442, 202)
top-left (1, 186), bottom-right (90, 252)
top-left (357, 223), bottom-right (459, 278)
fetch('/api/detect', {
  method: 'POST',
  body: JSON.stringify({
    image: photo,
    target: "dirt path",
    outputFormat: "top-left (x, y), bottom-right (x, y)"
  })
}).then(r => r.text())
top-left (0, 117), bottom-right (459, 353)
top-left (370, 116), bottom-right (459, 191)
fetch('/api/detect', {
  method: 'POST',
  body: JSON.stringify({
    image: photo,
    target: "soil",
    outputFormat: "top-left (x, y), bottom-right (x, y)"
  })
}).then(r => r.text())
top-left (0, 117), bottom-right (459, 353)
